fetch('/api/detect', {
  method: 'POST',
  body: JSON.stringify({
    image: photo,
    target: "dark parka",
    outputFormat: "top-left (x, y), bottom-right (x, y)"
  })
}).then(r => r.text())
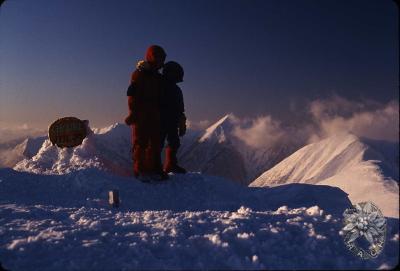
top-left (160, 61), bottom-right (187, 173)
top-left (160, 79), bottom-right (185, 127)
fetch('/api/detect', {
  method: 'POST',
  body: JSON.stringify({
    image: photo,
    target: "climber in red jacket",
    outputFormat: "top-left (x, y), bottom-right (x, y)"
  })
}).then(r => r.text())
top-left (125, 45), bottom-right (168, 180)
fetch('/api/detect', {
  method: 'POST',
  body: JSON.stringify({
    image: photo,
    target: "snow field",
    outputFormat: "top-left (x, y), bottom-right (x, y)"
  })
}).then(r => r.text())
top-left (0, 166), bottom-right (398, 269)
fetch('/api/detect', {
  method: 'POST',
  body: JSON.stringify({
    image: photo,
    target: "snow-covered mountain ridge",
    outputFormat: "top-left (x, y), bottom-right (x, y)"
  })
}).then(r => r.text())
top-left (9, 116), bottom-right (301, 185)
top-left (4, 117), bottom-right (399, 218)
top-left (179, 114), bottom-right (302, 184)
top-left (250, 132), bottom-right (399, 218)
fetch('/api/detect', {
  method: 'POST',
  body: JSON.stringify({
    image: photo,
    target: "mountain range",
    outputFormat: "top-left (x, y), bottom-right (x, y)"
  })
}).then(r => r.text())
top-left (8, 115), bottom-right (302, 185)
top-left (1, 115), bottom-right (398, 217)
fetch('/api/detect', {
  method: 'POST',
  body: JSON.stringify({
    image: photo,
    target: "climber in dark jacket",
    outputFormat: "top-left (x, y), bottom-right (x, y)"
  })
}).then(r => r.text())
top-left (160, 61), bottom-right (187, 174)
top-left (125, 45), bottom-right (168, 180)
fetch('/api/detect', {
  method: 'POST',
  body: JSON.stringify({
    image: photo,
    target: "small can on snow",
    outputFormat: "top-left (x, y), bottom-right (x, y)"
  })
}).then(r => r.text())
top-left (108, 190), bottom-right (120, 208)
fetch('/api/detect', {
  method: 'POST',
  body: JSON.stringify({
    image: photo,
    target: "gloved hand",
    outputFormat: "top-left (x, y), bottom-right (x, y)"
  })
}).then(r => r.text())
top-left (125, 113), bottom-right (136, 126)
top-left (178, 115), bottom-right (187, 136)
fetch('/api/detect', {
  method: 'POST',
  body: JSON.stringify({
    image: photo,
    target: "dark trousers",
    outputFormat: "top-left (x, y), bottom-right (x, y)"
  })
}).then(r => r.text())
top-left (160, 125), bottom-right (180, 149)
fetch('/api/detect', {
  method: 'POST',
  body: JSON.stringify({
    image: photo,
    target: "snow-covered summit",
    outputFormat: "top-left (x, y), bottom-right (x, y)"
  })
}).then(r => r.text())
top-left (180, 113), bottom-right (300, 185)
top-left (199, 113), bottom-right (237, 143)
top-left (14, 124), bottom-right (132, 176)
top-left (250, 132), bottom-right (399, 218)
top-left (0, 168), bottom-right (398, 270)
top-left (92, 122), bottom-right (129, 136)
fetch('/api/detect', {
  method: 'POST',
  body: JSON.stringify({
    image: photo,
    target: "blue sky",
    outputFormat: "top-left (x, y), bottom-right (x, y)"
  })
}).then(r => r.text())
top-left (0, 0), bottom-right (398, 129)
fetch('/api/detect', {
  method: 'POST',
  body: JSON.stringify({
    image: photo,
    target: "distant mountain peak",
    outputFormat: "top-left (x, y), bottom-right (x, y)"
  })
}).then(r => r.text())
top-left (93, 123), bottom-right (129, 136)
top-left (199, 113), bottom-right (237, 143)
top-left (17, 136), bottom-right (47, 159)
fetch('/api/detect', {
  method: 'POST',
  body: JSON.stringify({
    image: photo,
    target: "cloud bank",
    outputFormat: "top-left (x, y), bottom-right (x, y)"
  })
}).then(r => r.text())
top-left (203, 96), bottom-right (399, 149)
top-left (233, 116), bottom-right (286, 148)
top-left (0, 123), bottom-right (46, 144)
top-left (308, 96), bottom-right (399, 143)
top-left (1, 96), bottom-right (398, 148)
top-left (187, 119), bottom-right (211, 131)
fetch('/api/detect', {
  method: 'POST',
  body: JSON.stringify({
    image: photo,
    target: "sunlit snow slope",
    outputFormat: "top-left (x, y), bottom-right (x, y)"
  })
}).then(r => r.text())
top-left (250, 133), bottom-right (399, 218)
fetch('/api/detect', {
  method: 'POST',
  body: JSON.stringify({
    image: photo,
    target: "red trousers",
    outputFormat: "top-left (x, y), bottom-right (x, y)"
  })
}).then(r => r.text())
top-left (130, 116), bottom-right (162, 175)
